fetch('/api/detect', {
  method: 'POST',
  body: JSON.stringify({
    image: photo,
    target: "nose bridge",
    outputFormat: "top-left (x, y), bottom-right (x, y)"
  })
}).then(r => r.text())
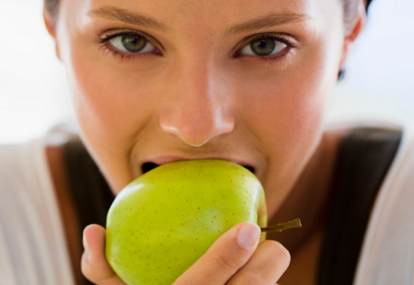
top-left (158, 57), bottom-right (235, 147)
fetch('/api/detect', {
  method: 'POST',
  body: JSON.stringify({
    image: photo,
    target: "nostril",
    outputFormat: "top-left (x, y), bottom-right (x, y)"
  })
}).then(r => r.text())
top-left (141, 162), bottom-right (160, 174)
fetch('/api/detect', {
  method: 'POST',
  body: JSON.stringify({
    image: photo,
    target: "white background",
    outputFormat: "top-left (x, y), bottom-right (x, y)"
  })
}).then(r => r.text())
top-left (0, 0), bottom-right (413, 143)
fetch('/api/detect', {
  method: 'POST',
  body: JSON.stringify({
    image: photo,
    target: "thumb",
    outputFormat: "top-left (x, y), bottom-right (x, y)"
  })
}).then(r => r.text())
top-left (174, 222), bottom-right (261, 285)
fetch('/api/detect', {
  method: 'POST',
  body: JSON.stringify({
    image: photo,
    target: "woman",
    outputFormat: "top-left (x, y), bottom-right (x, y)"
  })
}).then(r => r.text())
top-left (1, 0), bottom-right (413, 284)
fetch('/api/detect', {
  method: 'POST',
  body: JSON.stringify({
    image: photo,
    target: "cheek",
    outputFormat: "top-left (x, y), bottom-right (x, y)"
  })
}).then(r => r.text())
top-left (238, 54), bottom-right (330, 155)
top-left (70, 51), bottom-right (148, 137)
top-left (65, 39), bottom-right (157, 192)
top-left (242, 84), bottom-right (325, 216)
top-left (236, 44), bottom-right (338, 213)
top-left (241, 72), bottom-right (326, 170)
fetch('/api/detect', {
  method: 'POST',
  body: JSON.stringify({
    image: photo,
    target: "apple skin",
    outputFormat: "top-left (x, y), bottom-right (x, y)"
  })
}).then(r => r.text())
top-left (105, 159), bottom-right (267, 285)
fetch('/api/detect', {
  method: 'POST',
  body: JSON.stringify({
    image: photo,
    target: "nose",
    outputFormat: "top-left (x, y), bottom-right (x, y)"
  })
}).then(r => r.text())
top-left (158, 61), bottom-right (235, 147)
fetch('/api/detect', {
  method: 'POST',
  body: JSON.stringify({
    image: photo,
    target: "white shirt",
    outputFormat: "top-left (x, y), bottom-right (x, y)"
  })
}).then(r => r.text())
top-left (0, 135), bottom-right (74, 285)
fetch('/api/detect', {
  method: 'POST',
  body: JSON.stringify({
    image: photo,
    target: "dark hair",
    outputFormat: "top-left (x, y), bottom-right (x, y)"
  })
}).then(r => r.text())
top-left (45, 0), bottom-right (60, 19)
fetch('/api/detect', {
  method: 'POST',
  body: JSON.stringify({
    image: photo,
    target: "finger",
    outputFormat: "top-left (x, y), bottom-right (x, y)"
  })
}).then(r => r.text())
top-left (227, 240), bottom-right (291, 285)
top-left (81, 224), bottom-right (125, 285)
top-left (174, 222), bottom-right (261, 285)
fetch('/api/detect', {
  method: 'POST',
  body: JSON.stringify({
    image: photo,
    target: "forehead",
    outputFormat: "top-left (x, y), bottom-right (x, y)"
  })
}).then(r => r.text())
top-left (69, 0), bottom-right (340, 31)
top-left (86, 0), bottom-right (309, 15)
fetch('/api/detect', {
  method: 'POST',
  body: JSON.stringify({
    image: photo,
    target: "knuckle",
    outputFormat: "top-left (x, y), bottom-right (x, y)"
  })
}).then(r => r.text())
top-left (238, 271), bottom-right (267, 284)
top-left (81, 253), bottom-right (95, 281)
top-left (213, 252), bottom-right (240, 272)
top-left (81, 252), bottom-right (112, 284)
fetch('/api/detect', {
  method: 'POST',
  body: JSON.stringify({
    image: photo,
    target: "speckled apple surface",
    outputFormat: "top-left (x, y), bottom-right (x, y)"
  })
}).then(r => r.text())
top-left (106, 159), bottom-right (267, 285)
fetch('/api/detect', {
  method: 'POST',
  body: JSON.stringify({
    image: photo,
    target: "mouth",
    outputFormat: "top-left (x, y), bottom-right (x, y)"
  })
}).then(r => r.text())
top-left (140, 161), bottom-right (256, 175)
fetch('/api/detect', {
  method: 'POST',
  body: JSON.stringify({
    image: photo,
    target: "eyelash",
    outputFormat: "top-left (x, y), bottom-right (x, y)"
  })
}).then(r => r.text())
top-left (98, 30), bottom-right (295, 62)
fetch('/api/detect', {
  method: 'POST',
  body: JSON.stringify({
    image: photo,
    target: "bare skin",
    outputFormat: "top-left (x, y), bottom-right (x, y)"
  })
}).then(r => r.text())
top-left (43, 0), bottom-right (365, 283)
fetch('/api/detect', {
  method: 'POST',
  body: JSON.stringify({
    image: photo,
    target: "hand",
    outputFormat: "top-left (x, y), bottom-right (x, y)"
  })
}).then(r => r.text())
top-left (81, 222), bottom-right (290, 285)
top-left (81, 224), bottom-right (125, 285)
top-left (174, 222), bottom-right (290, 285)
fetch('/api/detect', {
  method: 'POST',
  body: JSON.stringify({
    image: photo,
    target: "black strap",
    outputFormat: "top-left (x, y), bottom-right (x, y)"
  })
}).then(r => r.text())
top-left (317, 126), bottom-right (402, 285)
top-left (62, 137), bottom-right (114, 285)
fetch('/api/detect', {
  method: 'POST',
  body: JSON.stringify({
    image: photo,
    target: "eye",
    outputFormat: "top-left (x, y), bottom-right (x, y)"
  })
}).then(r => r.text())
top-left (238, 35), bottom-right (290, 58)
top-left (104, 32), bottom-right (157, 55)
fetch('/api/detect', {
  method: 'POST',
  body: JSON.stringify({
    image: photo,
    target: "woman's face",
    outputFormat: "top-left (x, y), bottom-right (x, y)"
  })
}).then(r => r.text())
top-left (52, 0), bottom-right (356, 218)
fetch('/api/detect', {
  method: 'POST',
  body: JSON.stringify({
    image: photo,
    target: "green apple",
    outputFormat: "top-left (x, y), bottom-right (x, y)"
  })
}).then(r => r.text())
top-left (105, 159), bottom-right (267, 285)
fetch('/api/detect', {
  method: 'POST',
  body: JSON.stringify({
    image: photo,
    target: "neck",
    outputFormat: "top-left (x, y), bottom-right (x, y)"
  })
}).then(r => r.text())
top-left (266, 129), bottom-right (345, 254)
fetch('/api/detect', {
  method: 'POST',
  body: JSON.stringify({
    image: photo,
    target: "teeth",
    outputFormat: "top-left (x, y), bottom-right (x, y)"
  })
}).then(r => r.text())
top-left (141, 162), bottom-right (159, 174)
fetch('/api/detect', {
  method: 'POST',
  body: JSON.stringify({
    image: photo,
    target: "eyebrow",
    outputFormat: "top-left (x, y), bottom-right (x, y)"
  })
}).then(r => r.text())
top-left (227, 12), bottom-right (309, 34)
top-left (89, 6), bottom-right (169, 31)
top-left (89, 6), bottom-right (308, 34)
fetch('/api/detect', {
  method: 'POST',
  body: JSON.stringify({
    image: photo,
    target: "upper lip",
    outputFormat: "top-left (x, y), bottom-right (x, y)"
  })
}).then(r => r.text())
top-left (140, 155), bottom-right (257, 174)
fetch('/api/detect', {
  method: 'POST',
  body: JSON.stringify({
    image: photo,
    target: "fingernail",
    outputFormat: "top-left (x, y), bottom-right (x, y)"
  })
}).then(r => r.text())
top-left (237, 223), bottom-right (260, 250)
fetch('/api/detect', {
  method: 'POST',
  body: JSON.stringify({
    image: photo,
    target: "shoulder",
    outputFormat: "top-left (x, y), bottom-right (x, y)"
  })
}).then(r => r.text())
top-left (398, 124), bottom-right (414, 164)
top-left (353, 123), bottom-right (414, 284)
top-left (315, 123), bottom-right (408, 284)
top-left (323, 123), bottom-right (404, 177)
top-left (0, 133), bottom-right (76, 284)
top-left (0, 138), bottom-right (50, 198)
top-left (43, 122), bottom-right (86, 195)
top-left (373, 123), bottom-right (414, 205)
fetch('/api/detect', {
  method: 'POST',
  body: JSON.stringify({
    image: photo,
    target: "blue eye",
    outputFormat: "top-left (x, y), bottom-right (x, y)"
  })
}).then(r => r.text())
top-left (239, 36), bottom-right (289, 58)
top-left (106, 32), bottom-right (157, 54)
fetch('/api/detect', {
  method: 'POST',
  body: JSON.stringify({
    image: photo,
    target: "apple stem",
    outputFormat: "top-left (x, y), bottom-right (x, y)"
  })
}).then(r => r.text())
top-left (260, 218), bottom-right (302, 233)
